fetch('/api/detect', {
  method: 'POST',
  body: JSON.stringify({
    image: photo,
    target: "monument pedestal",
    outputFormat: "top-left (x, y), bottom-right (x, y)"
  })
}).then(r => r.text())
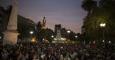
top-left (3, 30), bottom-right (18, 45)
top-left (3, 0), bottom-right (18, 45)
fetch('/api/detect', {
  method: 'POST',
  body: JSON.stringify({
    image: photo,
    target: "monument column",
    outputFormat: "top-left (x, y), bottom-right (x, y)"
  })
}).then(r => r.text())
top-left (3, 0), bottom-right (18, 45)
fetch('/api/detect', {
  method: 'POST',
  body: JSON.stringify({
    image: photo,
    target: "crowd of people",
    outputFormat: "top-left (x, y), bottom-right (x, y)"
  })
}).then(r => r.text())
top-left (0, 43), bottom-right (115, 60)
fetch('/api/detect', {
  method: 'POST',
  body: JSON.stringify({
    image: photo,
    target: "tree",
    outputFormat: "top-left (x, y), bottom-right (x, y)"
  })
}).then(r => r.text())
top-left (18, 15), bottom-right (36, 41)
top-left (82, 0), bottom-right (97, 15)
top-left (82, 0), bottom-right (115, 43)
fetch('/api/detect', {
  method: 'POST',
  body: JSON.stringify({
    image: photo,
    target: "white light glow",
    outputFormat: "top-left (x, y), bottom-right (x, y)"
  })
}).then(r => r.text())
top-left (100, 23), bottom-right (106, 27)
top-left (102, 40), bottom-right (105, 43)
top-left (67, 30), bottom-right (71, 33)
top-left (108, 40), bottom-right (111, 44)
top-left (31, 38), bottom-right (36, 43)
top-left (51, 35), bottom-right (54, 38)
top-left (75, 35), bottom-right (78, 38)
top-left (30, 31), bottom-right (34, 34)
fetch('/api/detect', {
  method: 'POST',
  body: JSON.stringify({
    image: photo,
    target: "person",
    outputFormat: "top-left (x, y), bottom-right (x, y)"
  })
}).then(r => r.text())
top-left (60, 54), bottom-right (64, 60)
top-left (2, 49), bottom-right (9, 60)
top-left (64, 52), bottom-right (71, 60)
top-left (33, 54), bottom-right (40, 60)
top-left (17, 52), bottom-right (26, 60)
top-left (70, 51), bottom-right (77, 60)
top-left (25, 53), bottom-right (29, 60)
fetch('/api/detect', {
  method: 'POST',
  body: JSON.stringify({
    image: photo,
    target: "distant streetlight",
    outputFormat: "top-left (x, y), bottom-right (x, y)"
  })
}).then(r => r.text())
top-left (108, 40), bottom-right (111, 44)
top-left (75, 35), bottom-right (78, 38)
top-left (67, 30), bottom-right (71, 40)
top-left (67, 30), bottom-right (71, 34)
top-left (30, 31), bottom-right (34, 34)
top-left (102, 40), bottom-right (105, 43)
top-left (51, 35), bottom-right (54, 38)
top-left (31, 38), bottom-right (36, 43)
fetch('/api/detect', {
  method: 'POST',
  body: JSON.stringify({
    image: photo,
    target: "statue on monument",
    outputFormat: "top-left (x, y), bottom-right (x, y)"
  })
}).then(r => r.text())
top-left (41, 16), bottom-right (46, 29)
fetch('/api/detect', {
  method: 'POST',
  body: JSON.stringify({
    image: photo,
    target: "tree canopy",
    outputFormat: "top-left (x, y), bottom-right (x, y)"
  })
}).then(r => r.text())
top-left (82, 0), bottom-right (115, 43)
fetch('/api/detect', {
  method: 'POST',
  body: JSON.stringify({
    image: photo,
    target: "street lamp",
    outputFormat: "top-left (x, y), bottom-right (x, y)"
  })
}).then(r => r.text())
top-left (75, 35), bottom-right (78, 38)
top-left (67, 30), bottom-right (71, 40)
top-left (100, 23), bottom-right (106, 42)
top-left (108, 40), bottom-right (111, 44)
top-left (31, 38), bottom-right (36, 43)
top-left (102, 40), bottom-right (105, 43)
top-left (67, 30), bottom-right (71, 34)
top-left (30, 31), bottom-right (34, 34)
top-left (51, 35), bottom-right (54, 38)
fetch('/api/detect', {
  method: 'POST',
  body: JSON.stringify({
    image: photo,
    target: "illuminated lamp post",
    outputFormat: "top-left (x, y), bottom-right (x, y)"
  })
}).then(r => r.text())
top-left (100, 23), bottom-right (106, 47)
top-left (100, 23), bottom-right (106, 43)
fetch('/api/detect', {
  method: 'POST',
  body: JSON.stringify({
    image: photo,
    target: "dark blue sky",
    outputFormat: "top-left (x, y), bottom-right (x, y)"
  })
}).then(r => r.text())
top-left (1, 0), bottom-right (87, 33)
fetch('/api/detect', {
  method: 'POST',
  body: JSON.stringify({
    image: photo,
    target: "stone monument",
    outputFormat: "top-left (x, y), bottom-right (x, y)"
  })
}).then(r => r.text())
top-left (55, 29), bottom-right (62, 43)
top-left (53, 24), bottom-right (65, 43)
top-left (3, 0), bottom-right (18, 45)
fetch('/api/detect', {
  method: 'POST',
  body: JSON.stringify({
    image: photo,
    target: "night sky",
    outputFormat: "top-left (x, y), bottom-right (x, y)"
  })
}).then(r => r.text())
top-left (0, 0), bottom-right (87, 33)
